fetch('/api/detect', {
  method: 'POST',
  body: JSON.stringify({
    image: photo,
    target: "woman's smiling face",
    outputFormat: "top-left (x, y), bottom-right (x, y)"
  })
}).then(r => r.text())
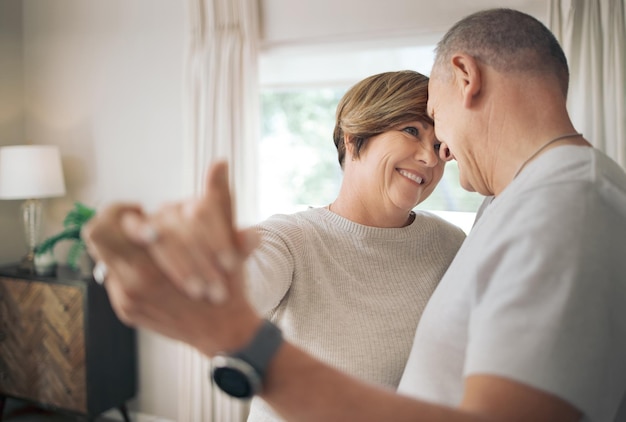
top-left (351, 120), bottom-right (445, 212)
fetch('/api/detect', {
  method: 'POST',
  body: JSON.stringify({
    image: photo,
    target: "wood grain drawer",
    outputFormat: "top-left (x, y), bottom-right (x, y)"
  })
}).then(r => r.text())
top-left (0, 278), bottom-right (87, 412)
top-left (0, 266), bottom-right (136, 419)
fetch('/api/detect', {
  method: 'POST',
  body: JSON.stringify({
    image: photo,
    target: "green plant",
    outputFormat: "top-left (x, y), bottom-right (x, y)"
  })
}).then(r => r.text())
top-left (36, 202), bottom-right (96, 270)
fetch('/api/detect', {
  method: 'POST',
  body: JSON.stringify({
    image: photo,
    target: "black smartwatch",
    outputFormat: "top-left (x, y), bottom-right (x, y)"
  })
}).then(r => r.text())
top-left (210, 320), bottom-right (283, 398)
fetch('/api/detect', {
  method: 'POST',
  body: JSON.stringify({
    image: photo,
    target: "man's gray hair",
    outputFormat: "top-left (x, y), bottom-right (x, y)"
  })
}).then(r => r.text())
top-left (434, 8), bottom-right (569, 96)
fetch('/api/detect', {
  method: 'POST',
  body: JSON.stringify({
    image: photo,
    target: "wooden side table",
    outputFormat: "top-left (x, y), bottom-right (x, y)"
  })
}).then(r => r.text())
top-left (0, 265), bottom-right (137, 421)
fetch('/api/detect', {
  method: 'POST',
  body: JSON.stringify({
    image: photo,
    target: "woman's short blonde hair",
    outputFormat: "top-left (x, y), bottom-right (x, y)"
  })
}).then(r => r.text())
top-left (333, 70), bottom-right (432, 167)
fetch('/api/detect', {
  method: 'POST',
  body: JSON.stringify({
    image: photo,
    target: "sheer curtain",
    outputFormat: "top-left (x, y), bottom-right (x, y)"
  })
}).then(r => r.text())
top-left (548, 0), bottom-right (626, 167)
top-left (179, 0), bottom-right (260, 420)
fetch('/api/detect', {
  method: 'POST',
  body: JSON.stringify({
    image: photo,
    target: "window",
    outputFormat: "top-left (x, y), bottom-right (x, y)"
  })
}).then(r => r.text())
top-left (259, 44), bottom-right (483, 233)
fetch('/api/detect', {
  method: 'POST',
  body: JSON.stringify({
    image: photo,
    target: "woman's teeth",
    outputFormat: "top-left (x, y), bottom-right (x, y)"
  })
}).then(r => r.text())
top-left (398, 169), bottom-right (423, 184)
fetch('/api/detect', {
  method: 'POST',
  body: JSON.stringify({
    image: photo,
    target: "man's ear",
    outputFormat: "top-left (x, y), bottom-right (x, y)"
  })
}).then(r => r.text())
top-left (451, 54), bottom-right (481, 108)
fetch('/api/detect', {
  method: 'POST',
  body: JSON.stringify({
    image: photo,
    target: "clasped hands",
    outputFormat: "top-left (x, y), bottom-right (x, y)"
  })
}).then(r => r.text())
top-left (82, 161), bottom-right (262, 354)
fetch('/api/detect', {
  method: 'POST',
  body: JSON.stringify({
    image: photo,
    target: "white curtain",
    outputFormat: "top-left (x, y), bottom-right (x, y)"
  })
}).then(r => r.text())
top-left (548, 0), bottom-right (626, 168)
top-left (182, 0), bottom-right (260, 224)
top-left (179, 0), bottom-right (260, 420)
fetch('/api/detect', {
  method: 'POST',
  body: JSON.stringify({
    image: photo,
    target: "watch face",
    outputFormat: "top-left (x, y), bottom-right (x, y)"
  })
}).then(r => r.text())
top-left (209, 321), bottom-right (282, 399)
top-left (213, 366), bottom-right (254, 398)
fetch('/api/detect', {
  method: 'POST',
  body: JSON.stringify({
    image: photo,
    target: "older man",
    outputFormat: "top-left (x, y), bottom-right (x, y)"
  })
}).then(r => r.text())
top-left (85, 8), bottom-right (626, 422)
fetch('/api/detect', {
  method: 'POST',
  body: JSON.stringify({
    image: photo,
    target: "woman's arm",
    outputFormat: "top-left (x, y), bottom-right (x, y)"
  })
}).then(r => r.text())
top-left (245, 224), bottom-right (297, 315)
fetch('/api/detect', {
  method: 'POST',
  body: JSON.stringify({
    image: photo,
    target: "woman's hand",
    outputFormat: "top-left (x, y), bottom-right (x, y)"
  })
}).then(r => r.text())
top-left (122, 162), bottom-right (259, 302)
top-left (82, 161), bottom-right (262, 354)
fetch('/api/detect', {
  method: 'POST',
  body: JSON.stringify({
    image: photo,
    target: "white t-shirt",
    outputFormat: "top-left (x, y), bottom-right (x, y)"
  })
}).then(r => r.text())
top-left (399, 146), bottom-right (626, 422)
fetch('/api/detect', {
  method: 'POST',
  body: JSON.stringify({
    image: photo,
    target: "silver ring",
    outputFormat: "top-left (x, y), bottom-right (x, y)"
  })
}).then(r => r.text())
top-left (93, 261), bottom-right (109, 285)
top-left (142, 225), bottom-right (160, 244)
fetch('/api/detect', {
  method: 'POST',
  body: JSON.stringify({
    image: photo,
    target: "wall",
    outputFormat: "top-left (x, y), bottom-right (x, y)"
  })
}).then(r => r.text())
top-left (19, 1), bottom-right (187, 419)
top-left (0, 0), bottom-right (27, 263)
top-left (0, 0), bottom-right (549, 420)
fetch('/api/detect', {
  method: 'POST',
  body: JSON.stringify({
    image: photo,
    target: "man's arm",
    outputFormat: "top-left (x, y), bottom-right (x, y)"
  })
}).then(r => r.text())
top-left (257, 340), bottom-right (580, 422)
top-left (83, 161), bottom-right (582, 422)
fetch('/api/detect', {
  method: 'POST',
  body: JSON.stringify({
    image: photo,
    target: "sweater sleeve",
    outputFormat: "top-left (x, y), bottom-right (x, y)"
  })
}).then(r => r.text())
top-left (245, 214), bottom-right (302, 315)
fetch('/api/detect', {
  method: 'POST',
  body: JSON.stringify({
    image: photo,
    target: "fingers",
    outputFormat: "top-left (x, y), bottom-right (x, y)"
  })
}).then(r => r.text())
top-left (116, 162), bottom-right (244, 303)
top-left (82, 203), bottom-right (171, 310)
top-left (132, 202), bottom-right (230, 303)
top-left (82, 203), bottom-right (209, 335)
top-left (201, 161), bottom-right (240, 272)
top-left (203, 160), bottom-right (233, 226)
top-left (86, 161), bottom-right (257, 306)
top-left (121, 212), bottom-right (160, 245)
top-left (83, 203), bottom-right (145, 265)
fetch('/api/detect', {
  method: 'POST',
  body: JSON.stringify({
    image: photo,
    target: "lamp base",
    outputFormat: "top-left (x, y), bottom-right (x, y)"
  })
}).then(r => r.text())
top-left (18, 252), bottom-right (36, 274)
top-left (20, 199), bottom-right (42, 275)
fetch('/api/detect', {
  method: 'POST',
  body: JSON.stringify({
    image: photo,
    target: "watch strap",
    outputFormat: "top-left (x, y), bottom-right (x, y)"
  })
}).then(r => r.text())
top-left (232, 319), bottom-right (283, 379)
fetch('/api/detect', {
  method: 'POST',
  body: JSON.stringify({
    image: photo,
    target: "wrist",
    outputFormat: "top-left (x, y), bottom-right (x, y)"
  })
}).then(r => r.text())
top-left (222, 314), bottom-right (264, 353)
top-left (211, 319), bottom-right (284, 398)
top-left (191, 304), bottom-right (262, 357)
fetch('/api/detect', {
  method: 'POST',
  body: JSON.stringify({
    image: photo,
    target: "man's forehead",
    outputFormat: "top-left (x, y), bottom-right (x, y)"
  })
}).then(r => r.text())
top-left (426, 101), bottom-right (434, 119)
top-left (426, 75), bottom-right (441, 116)
top-left (426, 82), bottom-right (435, 118)
top-left (429, 65), bottom-right (441, 79)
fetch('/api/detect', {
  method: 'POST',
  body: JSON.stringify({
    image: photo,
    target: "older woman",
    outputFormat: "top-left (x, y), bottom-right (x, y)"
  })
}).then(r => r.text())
top-left (235, 70), bottom-right (465, 421)
top-left (88, 71), bottom-right (465, 422)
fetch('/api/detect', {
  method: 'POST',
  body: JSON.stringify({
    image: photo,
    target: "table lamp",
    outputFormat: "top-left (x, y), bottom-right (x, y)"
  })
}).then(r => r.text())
top-left (0, 145), bottom-right (66, 272)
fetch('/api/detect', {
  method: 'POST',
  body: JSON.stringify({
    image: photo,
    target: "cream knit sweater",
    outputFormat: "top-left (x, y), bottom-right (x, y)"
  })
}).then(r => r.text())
top-left (245, 207), bottom-right (466, 421)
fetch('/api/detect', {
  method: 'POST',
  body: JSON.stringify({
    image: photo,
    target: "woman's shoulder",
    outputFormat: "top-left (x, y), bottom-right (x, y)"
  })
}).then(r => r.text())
top-left (255, 207), bottom-right (326, 236)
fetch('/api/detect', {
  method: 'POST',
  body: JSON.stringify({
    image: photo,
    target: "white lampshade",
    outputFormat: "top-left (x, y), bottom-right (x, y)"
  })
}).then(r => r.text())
top-left (0, 145), bottom-right (66, 199)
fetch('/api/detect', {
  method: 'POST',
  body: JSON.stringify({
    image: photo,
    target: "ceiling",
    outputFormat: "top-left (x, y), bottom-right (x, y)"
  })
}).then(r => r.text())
top-left (259, 0), bottom-right (548, 49)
